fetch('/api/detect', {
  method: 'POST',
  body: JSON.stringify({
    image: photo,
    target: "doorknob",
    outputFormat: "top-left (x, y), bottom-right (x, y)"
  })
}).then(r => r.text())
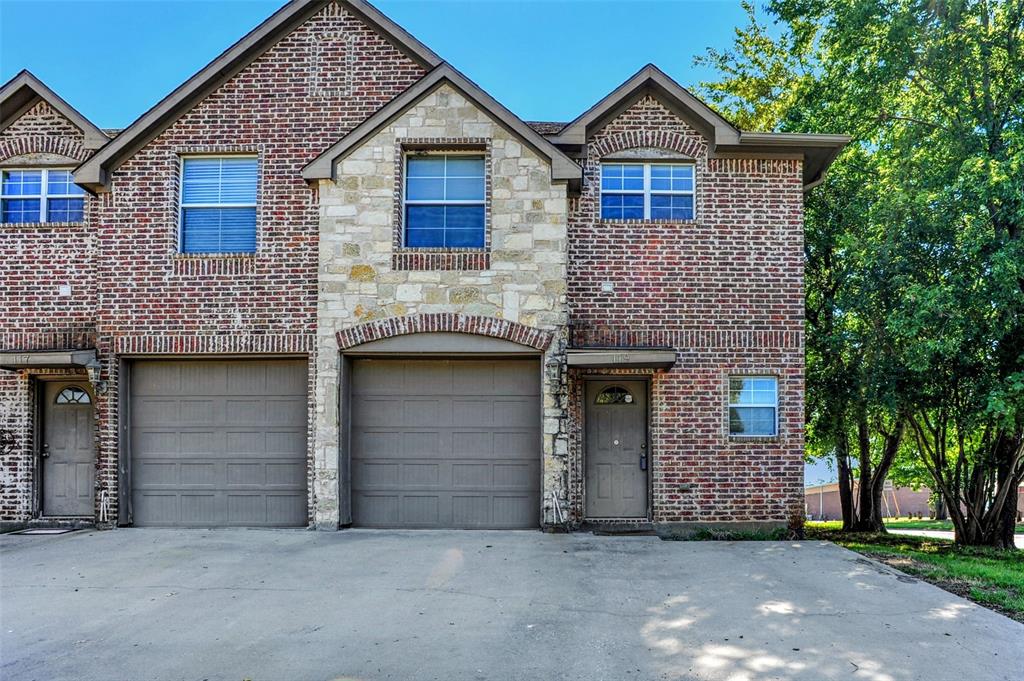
top-left (41, 444), bottom-right (50, 458)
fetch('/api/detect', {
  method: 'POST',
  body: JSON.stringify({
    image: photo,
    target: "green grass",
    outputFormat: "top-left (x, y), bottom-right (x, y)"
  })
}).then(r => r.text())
top-left (809, 518), bottom-right (1023, 532)
top-left (806, 525), bottom-right (1024, 622)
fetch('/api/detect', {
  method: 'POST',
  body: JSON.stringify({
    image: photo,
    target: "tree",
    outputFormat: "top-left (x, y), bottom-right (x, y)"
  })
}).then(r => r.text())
top-left (699, 0), bottom-right (1024, 547)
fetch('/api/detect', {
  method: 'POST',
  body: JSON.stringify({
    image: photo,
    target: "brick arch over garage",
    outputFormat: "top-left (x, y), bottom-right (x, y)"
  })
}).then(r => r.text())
top-left (336, 313), bottom-right (553, 351)
top-left (0, 136), bottom-right (90, 164)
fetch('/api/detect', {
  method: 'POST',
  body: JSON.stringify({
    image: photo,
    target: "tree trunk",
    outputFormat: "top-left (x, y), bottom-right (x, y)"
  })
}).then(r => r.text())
top-left (933, 495), bottom-right (947, 520)
top-left (836, 435), bottom-right (855, 531)
top-left (851, 417), bottom-right (880, 532)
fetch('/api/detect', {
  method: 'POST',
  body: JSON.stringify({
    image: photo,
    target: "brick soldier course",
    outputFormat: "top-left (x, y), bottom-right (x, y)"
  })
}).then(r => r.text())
top-left (0, 0), bottom-right (847, 532)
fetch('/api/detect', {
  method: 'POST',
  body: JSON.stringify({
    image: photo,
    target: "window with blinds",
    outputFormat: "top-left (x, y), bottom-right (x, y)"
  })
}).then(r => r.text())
top-left (179, 156), bottom-right (258, 253)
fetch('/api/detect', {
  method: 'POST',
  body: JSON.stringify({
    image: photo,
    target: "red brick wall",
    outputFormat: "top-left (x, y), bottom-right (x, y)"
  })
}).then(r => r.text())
top-left (567, 95), bottom-right (805, 526)
top-left (1, 99), bottom-right (97, 522)
top-left (1, 3), bottom-right (426, 524)
top-left (89, 2), bottom-right (426, 524)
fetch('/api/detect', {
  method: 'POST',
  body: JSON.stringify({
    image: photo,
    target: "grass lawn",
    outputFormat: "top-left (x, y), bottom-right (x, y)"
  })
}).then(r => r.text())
top-left (806, 523), bottom-right (1024, 623)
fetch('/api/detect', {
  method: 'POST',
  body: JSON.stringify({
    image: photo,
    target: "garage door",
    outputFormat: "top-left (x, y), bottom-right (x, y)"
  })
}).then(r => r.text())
top-left (351, 358), bottom-right (541, 528)
top-left (130, 360), bottom-right (308, 527)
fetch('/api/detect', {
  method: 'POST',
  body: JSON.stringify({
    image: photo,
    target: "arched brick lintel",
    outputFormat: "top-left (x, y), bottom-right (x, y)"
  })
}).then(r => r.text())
top-left (336, 313), bottom-right (553, 351)
top-left (0, 136), bottom-right (90, 164)
top-left (592, 129), bottom-right (705, 160)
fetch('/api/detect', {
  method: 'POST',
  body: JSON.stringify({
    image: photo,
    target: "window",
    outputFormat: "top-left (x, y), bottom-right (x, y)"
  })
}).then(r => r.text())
top-left (1, 169), bottom-right (85, 223)
top-left (600, 162), bottom-right (694, 221)
top-left (404, 154), bottom-right (485, 248)
top-left (595, 385), bottom-right (636, 405)
top-left (55, 386), bottom-right (91, 404)
top-left (179, 156), bottom-right (258, 253)
top-left (728, 377), bottom-right (778, 436)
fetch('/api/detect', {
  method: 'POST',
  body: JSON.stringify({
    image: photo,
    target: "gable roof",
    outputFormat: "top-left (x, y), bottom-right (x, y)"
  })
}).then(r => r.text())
top-left (0, 70), bottom-right (109, 150)
top-left (548, 64), bottom-right (849, 190)
top-left (302, 63), bottom-right (582, 185)
top-left (74, 0), bottom-right (442, 192)
top-left (550, 64), bottom-right (742, 147)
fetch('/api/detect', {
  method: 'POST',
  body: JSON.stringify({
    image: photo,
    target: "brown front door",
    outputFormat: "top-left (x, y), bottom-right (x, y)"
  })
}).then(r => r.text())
top-left (42, 382), bottom-right (95, 516)
top-left (585, 380), bottom-right (648, 518)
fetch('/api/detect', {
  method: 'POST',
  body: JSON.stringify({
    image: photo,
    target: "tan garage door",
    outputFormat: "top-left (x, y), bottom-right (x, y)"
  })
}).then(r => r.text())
top-left (351, 358), bottom-right (541, 528)
top-left (130, 360), bottom-right (308, 527)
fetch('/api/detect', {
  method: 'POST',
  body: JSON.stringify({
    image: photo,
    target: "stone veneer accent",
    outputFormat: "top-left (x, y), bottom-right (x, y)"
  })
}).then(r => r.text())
top-left (315, 83), bottom-right (570, 528)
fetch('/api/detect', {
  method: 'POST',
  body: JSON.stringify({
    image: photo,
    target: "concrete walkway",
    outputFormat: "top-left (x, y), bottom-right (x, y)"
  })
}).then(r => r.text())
top-left (1, 529), bottom-right (1021, 681)
top-left (888, 528), bottom-right (1024, 549)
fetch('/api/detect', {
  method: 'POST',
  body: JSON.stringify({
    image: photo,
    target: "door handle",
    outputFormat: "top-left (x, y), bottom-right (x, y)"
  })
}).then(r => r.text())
top-left (639, 443), bottom-right (648, 471)
top-left (41, 444), bottom-right (50, 458)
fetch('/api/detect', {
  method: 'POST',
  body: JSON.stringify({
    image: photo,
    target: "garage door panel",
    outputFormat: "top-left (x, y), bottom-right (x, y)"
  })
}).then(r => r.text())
top-left (182, 364), bottom-right (228, 395)
top-left (131, 360), bottom-right (308, 527)
top-left (351, 358), bottom-right (540, 529)
top-left (404, 398), bottom-right (444, 426)
top-left (453, 399), bottom-right (493, 425)
top-left (494, 398), bottom-right (538, 427)
top-left (265, 363), bottom-right (307, 393)
top-left (133, 363), bottom-right (181, 394)
top-left (264, 398), bottom-right (306, 425)
top-left (404, 362), bottom-right (453, 392)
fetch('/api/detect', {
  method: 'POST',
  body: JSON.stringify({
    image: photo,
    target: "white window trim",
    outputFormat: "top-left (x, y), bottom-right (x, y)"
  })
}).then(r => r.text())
top-left (178, 155), bottom-right (258, 253)
top-left (0, 167), bottom-right (84, 223)
top-left (728, 375), bottom-right (779, 437)
top-left (402, 152), bottom-right (486, 248)
top-left (599, 162), bottom-right (695, 221)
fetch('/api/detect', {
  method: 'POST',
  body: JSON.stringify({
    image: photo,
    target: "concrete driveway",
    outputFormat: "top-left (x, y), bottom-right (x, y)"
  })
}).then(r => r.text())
top-left (1, 530), bottom-right (1020, 681)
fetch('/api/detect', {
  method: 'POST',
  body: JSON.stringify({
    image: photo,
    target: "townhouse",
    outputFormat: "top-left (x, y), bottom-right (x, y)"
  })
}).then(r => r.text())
top-left (0, 0), bottom-right (847, 533)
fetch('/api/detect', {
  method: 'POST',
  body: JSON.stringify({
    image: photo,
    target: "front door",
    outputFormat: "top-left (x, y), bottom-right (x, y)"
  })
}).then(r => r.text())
top-left (42, 382), bottom-right (95, 516)
top-left (585, 380), bottom-right (648, 518)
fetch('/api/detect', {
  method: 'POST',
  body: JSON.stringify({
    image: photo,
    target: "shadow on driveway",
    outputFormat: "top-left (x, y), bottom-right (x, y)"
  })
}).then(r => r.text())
top-left (2, 529), bottom-right (1021, 680)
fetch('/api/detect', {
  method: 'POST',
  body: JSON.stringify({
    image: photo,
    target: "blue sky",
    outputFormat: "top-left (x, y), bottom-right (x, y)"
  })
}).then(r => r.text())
top-left (0, 0), bottom-right (752, 129)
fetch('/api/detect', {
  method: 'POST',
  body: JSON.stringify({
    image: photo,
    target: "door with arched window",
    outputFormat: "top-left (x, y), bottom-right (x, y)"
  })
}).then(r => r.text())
top-left (42, 381), bottom-right (95, 516)
top-left (584, 380), bottom-right (648, 518)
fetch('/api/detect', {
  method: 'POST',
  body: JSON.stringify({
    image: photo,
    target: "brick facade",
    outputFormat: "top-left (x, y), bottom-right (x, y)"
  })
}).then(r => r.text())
top-left (567, 96), bottom-right (805, 527)
top-left (0, 97), bottom-right (98, 522)
top-left (2, 0), bottom-right (833, 532)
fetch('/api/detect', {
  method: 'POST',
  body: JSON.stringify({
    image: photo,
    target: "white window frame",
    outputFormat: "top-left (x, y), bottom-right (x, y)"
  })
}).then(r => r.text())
top-left (728, 375), bottom-right (779, 437)
top-left (0, 167), bottom-right (84, 224)
top-left (177, 155), bottom-right (258, 253)
top-left (402, 152), bottom-right (486, 248)
top-left (599, 162), bottom-right (695, 221)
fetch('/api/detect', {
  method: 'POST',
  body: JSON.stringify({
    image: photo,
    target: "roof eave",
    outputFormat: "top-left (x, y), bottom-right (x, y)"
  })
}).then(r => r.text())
top-left (303, 64), bottom-right (581, 186)
top-left (719, 132), bottom-right (852, 190)
top-left (557, 64), bottom-right (742, 147)
top-left (0, 70), bottom-right (109, 150)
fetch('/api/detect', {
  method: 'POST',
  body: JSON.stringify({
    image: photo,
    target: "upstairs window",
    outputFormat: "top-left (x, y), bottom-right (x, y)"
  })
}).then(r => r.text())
top-left (600, 162), bottom-right (694, 221)
top-left (179, 156), bottom-right (257, 253)
top-left (404, 154), bottom-right (485, 248)
top-left (1, 169), bottom-right (85, 223)
top-left (728, 376), bottom-right (778, 437)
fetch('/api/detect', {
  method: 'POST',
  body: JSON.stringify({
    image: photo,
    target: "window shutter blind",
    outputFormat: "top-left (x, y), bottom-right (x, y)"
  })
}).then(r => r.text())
top-left (180, 157), bottom-right (257, 253)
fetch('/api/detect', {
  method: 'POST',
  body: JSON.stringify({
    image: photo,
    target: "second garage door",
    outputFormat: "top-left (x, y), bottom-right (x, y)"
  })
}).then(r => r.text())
top-left (351, 358), bottom-right (541, 528)
top-left (130, 359), bottom-right (308, 527)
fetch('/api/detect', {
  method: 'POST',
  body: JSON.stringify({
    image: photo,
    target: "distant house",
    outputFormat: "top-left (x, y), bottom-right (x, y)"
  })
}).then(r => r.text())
top-left (806, 482), bottom-right (1024, 521)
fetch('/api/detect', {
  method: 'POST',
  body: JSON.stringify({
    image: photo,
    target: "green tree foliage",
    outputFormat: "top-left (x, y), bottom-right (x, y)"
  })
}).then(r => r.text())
top-left (699, 0), bottom-right (1024, 547)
